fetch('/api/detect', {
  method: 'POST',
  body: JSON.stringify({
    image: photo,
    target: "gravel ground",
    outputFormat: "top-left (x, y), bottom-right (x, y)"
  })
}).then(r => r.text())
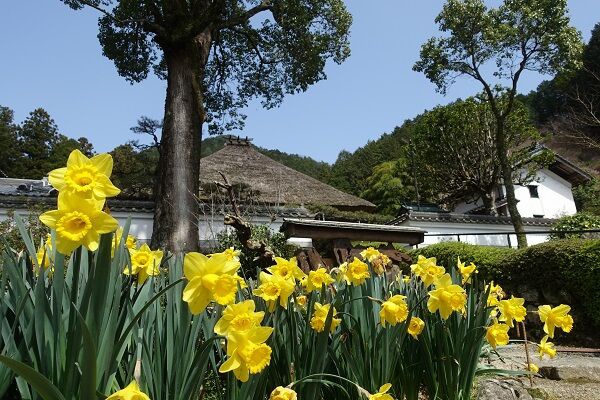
top-left (479, 344), bottom-right (600, 400)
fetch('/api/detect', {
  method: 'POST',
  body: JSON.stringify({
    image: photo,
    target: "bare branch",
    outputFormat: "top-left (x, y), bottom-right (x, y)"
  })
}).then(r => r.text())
top-left (217, 1), bottom-right (273, 29)
top-left (215, 172), bottom-right (276, 266)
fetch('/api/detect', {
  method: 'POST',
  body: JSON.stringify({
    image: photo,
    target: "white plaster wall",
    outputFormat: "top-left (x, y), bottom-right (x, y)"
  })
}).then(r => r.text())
top-left (402, 220), bottom-right (549, 248)
top-left (453, 168), bottom-right (577, 218)
top-left (111, 211), bottom-right (283, 244)
top-left (515, 170), bottom-right (576, 218)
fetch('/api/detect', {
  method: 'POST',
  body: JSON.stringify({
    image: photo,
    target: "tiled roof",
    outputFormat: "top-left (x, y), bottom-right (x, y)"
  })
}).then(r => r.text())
top-left (389, 211), bottom-right (556, 227)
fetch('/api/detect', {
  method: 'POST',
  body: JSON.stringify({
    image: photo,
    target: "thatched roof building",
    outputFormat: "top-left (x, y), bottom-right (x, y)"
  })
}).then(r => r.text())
top-left (200, 137), bottom-right (376, 212)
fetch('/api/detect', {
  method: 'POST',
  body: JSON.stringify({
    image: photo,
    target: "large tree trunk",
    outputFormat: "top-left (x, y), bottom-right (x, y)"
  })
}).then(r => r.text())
top-left (496, 122), bottom-right (527, 248)
top-left (151, 33), bottom-right (211, 252)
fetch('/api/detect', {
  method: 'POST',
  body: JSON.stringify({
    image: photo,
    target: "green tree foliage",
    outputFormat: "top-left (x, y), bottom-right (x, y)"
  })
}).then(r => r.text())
top-left (110, 142), bottom-right (159, 199)
top-left (328, 123), bottom-right (415, 195)
top-left (361, 160), bottom-right (415, 215)
top-left (573, 178), bottom-right (600, 215)
top-left (550, 212), bottom-right (600, 239)
top-left (0, 106), bottom-right (95, 179)
top-left (59, 0), bottom-right (353, 251)
top-left (0, 107), bottom-right (19, 178)
top-left (524, 23), bottom-right (600, 121)
top-left (410, 97), bottom-right (542, 214)
top-left (414, 0), bottom-right (583, 248)
top-left (258, 148), bottom-right (332, 183)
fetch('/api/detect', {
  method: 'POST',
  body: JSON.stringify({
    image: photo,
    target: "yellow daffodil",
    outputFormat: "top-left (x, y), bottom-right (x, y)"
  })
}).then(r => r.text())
top-left (310, 302), bottom-right (341, 333)
top-left (498, 297), bottom-right (527, 328)
top-left (214, 300), bottom-right (265, 336)
top-left (371, 254), bottom-right (391, 276)
top-left (34, 246), bottom-right (51, 270)
top-left (427, 273), bottom-right (466, 319)
top-left (457, 257), bottom-right (477, 284)
top-left (360, 247), bottom-right (381, 262)
top-left (113, 227), bottom-right (137, 252)
top-left (220, 247), bottom-right (241, 262)
top-left (411, 255), bottom-right (445, 287)
top-left (219, 326), bottom-right (274, 382)
top-left (407, 317), bottom-right (425, 339)
top-left (485, 322), bottom-right (510, 349)
top-left (295, 295), bottom-right (308, 311)
top-left (306, 267), bottom-right (335, 292)
top-left (267, 257), bottom-right (305, 282)
top-left (538, 335), bottom-right (557, 359)
top-left (49, 149), bottom-right (120, 199)
top-left (182, 252), bottom-right (244, 314)
top-left (340, 257), bottom-right (370, 286)
top-left (410, 254), bottom-right (436, 274)
top-left (369, 383), bottom-right (394, 400)
top-left (486, 281), bottom-right (505, 307)
top-left (105, 380), bottom-right (150, 400)
top-left (527, 363), bottom-right (539, 374)
top-left (538, 304), bottom-right (573, 338)
top-left (379, 295), bottom-right (409, 327)
top-left (253, 271), bottom-right (295, 311)
top-left (39, 193), bottom-right (118, 254)
top-left (124, 243), bottom-right (163, 285)
top-left (269, 386), bottom-right (298, 400)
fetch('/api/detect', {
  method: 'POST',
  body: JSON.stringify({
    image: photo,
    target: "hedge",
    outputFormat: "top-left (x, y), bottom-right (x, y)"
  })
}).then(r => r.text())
top-left (407, 240), bottom-right (600, 332)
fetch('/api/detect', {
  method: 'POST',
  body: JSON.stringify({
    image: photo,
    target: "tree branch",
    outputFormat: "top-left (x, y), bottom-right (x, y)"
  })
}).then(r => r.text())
top-left (217, 1), bottom-right (273, 29)
top-left (215, 172), bottom-right (276, 266)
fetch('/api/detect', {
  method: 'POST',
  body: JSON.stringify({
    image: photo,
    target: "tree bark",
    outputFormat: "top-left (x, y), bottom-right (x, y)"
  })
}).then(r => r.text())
top-left (151, 32), bottom-right (211, 252)
top-left (482, 189), bottom-right (498, 216)
top-left (495, 122), bottom-right (528, 248)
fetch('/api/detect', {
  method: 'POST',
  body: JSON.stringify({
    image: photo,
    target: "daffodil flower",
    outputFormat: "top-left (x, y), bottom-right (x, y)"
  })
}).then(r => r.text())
top-left (538, 304), bottom-right (573, 338)
top-left (340, 257), bottom-right (370, 286)
top-left (49, 149), bottom-right (120, 199)
top-left (380, 295), bottom-right (409, 327)
top-left (182, 252), bottom-right (244, 314)
top-left (39, 193), bottom-right (118, 254)
top-left (305, 267), bottom-right (335, 292)
top-left (498, 296), bottom-right (527, 328)
top-left (538, 335), bottom-right (557, 359)
top-left (486, 322), bottom-right (510, 349)
top-left (309, 302), bottom-right (341, 333)
top-left (105, 380), bottom-right (150, 400)
top-left (219, 326), bottom-right (274, 382)
top-left (214, 300), bottom-right (265, 336)
top-left (253, 271), bottom-right (295, 311)
top-left (427, 273), bottom-right (466, 319)
top-left (124, 243), bottom-right (163, 285)
top-left (407, 317), bottom-right (425, 339)
top-left (369, 383), bottom-right (394, 400)
top-left (269, 386), bottom-right (298, 400)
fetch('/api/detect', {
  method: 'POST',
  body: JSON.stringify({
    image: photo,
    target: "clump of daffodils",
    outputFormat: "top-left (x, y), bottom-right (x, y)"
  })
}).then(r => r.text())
top-left (215, 299), bottom-right (274, 382)
top-left (40, 150), bottom-right (119, 254)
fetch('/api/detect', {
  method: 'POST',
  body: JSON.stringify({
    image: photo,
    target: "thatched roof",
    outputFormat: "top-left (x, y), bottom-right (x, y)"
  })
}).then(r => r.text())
top-left (199, 139), bottom-right (376, 211)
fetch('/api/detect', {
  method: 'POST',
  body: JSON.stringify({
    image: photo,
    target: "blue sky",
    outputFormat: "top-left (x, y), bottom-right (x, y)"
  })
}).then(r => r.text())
top-left (1, 1), bottom-right (598, 163)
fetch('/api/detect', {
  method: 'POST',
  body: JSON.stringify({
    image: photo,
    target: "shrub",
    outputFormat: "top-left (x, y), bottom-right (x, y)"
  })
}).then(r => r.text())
top-left (410, 240), bottom-right (600, 330)
top-left (407, 242), bottom-right (514, 281)
top-left (549, 212), bottom-right (600, 239)
top-left (0, 207), bottom-right (48, 258)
